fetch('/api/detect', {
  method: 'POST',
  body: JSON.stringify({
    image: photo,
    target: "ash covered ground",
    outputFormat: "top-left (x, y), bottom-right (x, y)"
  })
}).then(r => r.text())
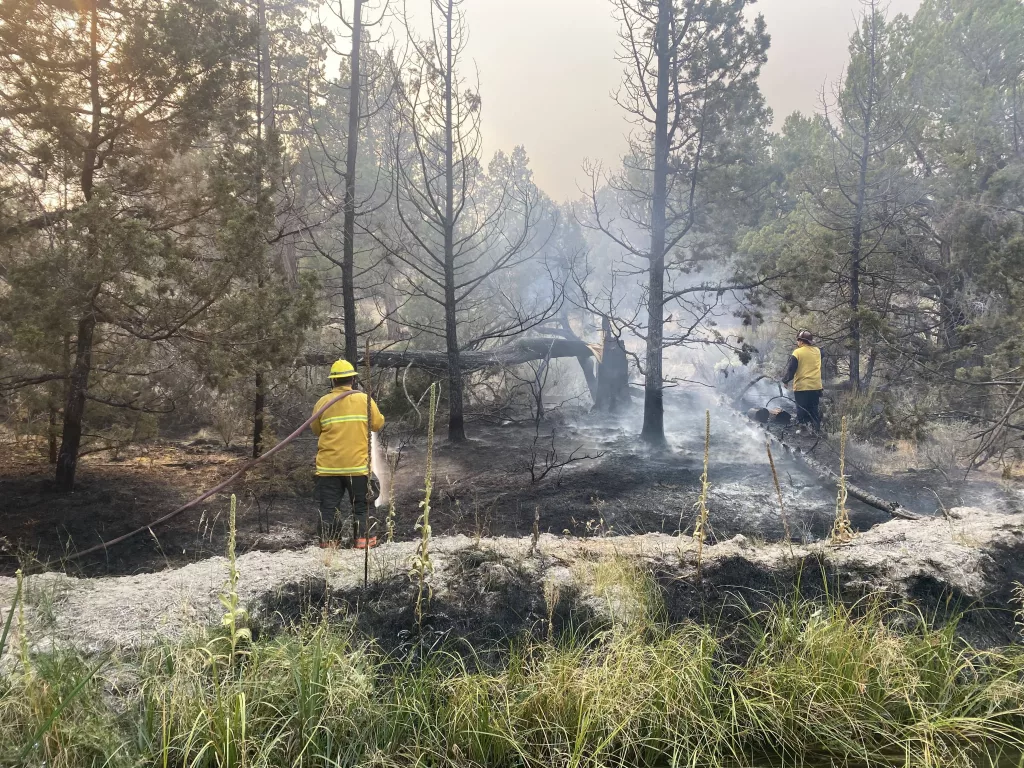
top-left (1, 385), bottom-right (1021, 578)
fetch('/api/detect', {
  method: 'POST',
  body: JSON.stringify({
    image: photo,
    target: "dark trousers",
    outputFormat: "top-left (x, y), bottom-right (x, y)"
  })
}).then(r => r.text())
top-left (794, 389), bottom-right (822, 431)
top-left (315, 475), bottom-right (369, 541)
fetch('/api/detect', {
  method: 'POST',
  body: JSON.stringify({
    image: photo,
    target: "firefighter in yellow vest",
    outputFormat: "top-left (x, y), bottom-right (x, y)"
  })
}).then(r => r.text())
top-left (781, 330), bottom-right (823, 435)
top-left (311, 359), bottom-right (385, 548)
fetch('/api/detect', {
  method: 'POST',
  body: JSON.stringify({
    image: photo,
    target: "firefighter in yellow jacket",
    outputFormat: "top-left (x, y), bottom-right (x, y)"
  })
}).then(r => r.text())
top-left (311, 359), bottom-right (385, 548)
top-left (781, 330), bottom-right (823, 435)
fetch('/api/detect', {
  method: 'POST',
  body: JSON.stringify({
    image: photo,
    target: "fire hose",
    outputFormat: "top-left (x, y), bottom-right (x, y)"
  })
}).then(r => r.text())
top-left (50, 389), bottom-right (359, 567)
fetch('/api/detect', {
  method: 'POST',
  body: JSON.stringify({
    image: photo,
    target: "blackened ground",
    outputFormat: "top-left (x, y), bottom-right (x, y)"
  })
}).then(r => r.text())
top-left (658, 543), bottom-right (1024, 650)
top-left (2, 389), bottom-right (1019, 578)
top-left (257, 548), bottom-right (599, 664)
top-left (0, 439), bottom-right (316, 577)
top-left (256, 531), bottom-right (1024, 660)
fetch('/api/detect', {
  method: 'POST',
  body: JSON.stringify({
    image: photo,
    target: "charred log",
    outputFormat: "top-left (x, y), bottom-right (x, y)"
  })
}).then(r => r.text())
top-left (306, 337), bottom-right (596, 374)
top-left (747, 407), bottom-right (770, 423)
top-left (772, 436), bottom-right (922, 521)
top-left (746, 407), bottom-right (792, 425)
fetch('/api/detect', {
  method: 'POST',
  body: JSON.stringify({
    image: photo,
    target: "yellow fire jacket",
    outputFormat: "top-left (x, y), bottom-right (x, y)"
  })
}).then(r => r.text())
top-left (788, 345), bottom-right (823, 392)
top-left (311, 386), bottom-right (385, 476)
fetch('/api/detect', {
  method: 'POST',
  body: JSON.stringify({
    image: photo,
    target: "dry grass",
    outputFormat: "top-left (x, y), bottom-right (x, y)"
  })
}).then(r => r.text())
top-left (3, 559), bottom-right (1024, 767)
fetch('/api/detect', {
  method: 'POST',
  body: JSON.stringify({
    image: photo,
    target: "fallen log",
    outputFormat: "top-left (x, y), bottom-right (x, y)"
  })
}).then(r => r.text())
top-left (747, 407), bottom-right (770, 423)
top-left (772, 435), bottom-right (922, 521)
top-left (305, 337), bottom-right (596, 373)
top-left (730, 393), bottom-right (921, 522)
top-left (746, 407), bottom-right (793, 425)
top-left (733, 374), bottom-right (769, 407)
top-left (307, 335), bottom-right (635, 414)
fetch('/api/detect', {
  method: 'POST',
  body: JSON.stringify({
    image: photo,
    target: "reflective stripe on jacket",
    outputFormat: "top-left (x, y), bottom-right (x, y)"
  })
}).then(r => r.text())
top-left (791, 345), bottom-right (823, 392)
top-left (311, 386), bottom-right (385, 476)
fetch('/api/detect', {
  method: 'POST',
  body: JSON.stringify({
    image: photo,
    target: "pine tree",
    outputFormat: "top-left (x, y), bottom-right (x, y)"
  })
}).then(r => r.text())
top-left (0, 0), bottom-right (257, 489)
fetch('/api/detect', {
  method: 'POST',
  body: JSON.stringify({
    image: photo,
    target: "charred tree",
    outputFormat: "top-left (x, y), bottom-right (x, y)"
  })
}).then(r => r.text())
top-left (387, 0), bottom-right (554, 442)
top-left (586, 0), bottom-right (769, 447)
top-left (593, 317), bottom-right (632, 413)
top-left (341, 0), bottom-right (364, 364)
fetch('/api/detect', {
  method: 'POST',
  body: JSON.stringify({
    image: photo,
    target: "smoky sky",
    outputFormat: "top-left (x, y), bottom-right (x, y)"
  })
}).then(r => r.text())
top-left (462, 0), bottom-right (922, 202)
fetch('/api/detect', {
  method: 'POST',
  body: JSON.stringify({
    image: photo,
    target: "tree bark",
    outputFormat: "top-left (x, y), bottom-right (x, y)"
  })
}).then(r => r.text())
top-left (847, 7), bottom-right (877, 394)
top-left (55, 0), bottom-right (101, 491)
top-left (849, 139), bottom-right (867, 392)
top-left (56, 314), bottom-right (96, 488)
top-left (251, 0), bottom-right (275, 457)
top-left (594, 316), bottom-right (631, 412)
top-left (937, 239), bottom-right (966, 357)
top-left (443, 0), bottom-right (465, 442)
top-left (342, 0), bottom-right (363, 364)
top-left (640, 0), bottom-right (671, 447)
top-left (382, 270), bottom-right (402, 340)
top-left (252, 371), bottom-right (266, 458)
top-left (257, 0), bottom-right (275, 137)
top-left (48, 384), bottom-right (60, 464)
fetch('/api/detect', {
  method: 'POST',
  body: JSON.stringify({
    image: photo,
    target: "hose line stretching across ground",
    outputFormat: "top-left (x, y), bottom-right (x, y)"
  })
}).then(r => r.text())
top-left (50, 390), bottom-right (358, 568)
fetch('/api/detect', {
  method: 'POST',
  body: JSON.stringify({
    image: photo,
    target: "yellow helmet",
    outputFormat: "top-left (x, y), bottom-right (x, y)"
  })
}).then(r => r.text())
top-left (329, 359), bottom-right (357, 379)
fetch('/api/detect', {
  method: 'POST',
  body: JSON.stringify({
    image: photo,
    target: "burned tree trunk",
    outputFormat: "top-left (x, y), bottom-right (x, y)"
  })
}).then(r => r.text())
top-left (594, 318), bottom-right (631, 413)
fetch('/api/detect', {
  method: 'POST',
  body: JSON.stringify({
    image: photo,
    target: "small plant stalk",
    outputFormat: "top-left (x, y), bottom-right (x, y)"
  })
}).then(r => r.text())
top-left (531, 506), bottom-right (540, 556)
top-left (1014, 582), bottom-right (1024, 639)
top-left (365, 339), bottom-right (373, 588)
top-left (830, 416), bottom-right (855, 545)
top-left (543, 580), bottom-right (560, 642)
top-left (17, 567), bottom-right (29, 671)
top-left (411, 383), bottom-right (439, 631)
top-left (766, 441), bottom-right (794, 557)
top-left (0, 568), bottom-right (22, 662)
top-left (692, 410), bottom-right (711, 577)
top-left (386, 447), bottom-right (399, 543)
top-left (220, 494), bottom-right (251, 664)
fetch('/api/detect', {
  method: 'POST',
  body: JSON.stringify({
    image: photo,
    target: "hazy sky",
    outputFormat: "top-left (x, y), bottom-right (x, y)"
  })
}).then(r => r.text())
top-left (458, 0), bottom-right (922, 201)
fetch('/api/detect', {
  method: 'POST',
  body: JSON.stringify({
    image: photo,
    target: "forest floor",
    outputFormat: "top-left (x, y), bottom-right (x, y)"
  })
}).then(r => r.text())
top-left (2, 388), bottom-right (1022, 578)
top-left (3, 392), bottom-right (1024, 766)
top-left (2, 505), bottom-right (1023, 655)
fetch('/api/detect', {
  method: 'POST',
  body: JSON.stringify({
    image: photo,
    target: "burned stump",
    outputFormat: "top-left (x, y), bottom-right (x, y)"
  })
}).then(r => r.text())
top-left (747, 407), bottom-right (793, 425)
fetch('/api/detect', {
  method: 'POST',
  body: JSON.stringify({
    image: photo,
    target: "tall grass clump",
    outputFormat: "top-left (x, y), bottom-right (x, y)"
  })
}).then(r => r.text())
top-left (135, 622), bottom-right (375, 768)
top-left (0, 574), bottom-right (120, 768)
